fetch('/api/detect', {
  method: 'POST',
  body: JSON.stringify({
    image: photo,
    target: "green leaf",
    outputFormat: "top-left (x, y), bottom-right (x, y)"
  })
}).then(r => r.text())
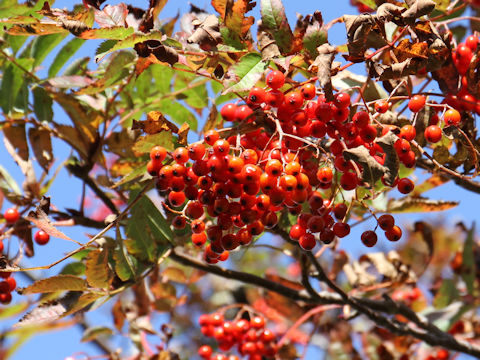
top-left (433, 0), bottom-right (449, 13)
top-left (462, 224), bottom-right (475, 295)
top-left (113, 245), bottom-right (136, 281)
top-left (5, 33), bottom-right (28, 54)
top-left (260, 0), bottom-right (294, 54)
top-left (60, 262), bottom-right (86, 276)
top-left (357, 0), bottom-right (376, 10)
top-left (63, 56), bottom-right (90, 76)
top-left (95, 31), bottom-right (164, 61)
top-left (223, 53), bottom-right (267, 94)
top-left (19, 275), bottom-right (88, 294)
top-left (133, 131), bottom-right (174, 154)
top-left (0, 58), bottom-right (34, 114)
top-left (85, 249), bottom-right (112, 289)
top-left (79, 26), bottom-right (134, 40)
top-left (158, 99), bottom-right (197, 130)
top-left (126, 191), bottom-right (173, 263)
top-left (33, 87), bottom-right (53, 122)
top-left (112, 163), bottom-right (148, 188)
top-left (0, 164), bottom-right (22, 196)
top-left (48, 38), bottom-right (86, 77)
top-left (76, 50), bottom-right (135, 95)
top-left (303, 23), bottom-right (328, 58)
top-left (31, 33), bottom-right (68, 68)
top-left (173, 75), bottom-right (208, 110)
top-left (81, 326), bottom-right (113, 342)
top-left (433, 279), bottom-right (459, 308)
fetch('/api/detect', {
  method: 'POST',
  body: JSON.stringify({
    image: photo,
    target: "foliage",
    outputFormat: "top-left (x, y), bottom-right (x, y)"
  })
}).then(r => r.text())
top-left (0, 0), bottom-right (480, 359)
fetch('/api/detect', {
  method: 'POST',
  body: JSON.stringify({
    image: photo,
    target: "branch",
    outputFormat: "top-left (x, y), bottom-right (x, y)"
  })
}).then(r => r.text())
top-left (416, 158), bottom-right (480, 194)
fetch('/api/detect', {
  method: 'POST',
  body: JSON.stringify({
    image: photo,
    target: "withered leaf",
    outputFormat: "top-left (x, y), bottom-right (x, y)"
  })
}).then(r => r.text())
top-left (343, 146), bottom-right (386, 187)
top-left (343, 14), bottom-right (374, 62)
top-left (403, 0), bottom-right (436, 25)
top-left (202, 104), bottom-right (221, 133)
top-left (28, 127), bottom-right (53, 173)
top-left (376, 3), bottom-right (405, 24)
top-left (187, 15), bottom-right (222, 50)
top-left (257, 21), bottom-right (280, 60)
top-left (388, 197), bottom-right (459, 213)
top-left (375, 131), bottom-right (399, 186)
top-left (26, 196), bottom-right (77, 243)
top-left (393, 39), bottom-right (429, 62)
top-left (132, 111), bottom-right (179, 135)
top-left (14, 218), bottom-right (34, 257)
top-left (370, 58), bottom-right (424, 80)
top-left (177, 123), bottom-right (190, 146)
top-left (309, 43), bottom-right (336, 101)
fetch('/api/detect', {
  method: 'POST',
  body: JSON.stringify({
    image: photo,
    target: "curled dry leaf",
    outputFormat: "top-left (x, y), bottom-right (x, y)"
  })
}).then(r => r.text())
top-left (388, 197), bottom-right (459, 213)
top-left (403, 0), bottom-right (436, 25)
top-left (309, 43), bottom-right (336, 101)
top-left (343, 146), bottom-right (387, 187)
top-left (134, 40), bottom-right (178, 66)
top-left (26, 196), bottom-right (78, 243)
top-left (257, 21), bottom-right (280, 60)
top-left (132, 111), bottom-right (179, 135)
top-left (343, 14), bottom-right (375, 62)
top-left (187, 14), bottom-right (222, 51)
top-left (375, 131), bottom-right (399, 187)
top-left (177, 123), bottom-right (190, 146)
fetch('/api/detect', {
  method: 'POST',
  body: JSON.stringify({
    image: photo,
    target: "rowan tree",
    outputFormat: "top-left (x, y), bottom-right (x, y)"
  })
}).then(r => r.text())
top-left (1, 0), bottom-right (480, 359)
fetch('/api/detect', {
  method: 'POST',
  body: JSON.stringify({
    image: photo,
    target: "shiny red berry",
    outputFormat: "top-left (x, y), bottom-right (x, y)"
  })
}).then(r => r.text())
top-left (34, 230), bottom-right (50, 245)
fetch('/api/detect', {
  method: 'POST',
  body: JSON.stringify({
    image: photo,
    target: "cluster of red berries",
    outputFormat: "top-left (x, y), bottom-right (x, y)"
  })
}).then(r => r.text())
top-left (0, 271), bottom-right (15, 304)
top-left (197, 312), bottom-right (277, 360)
top-left (3, 207), bottom-right (51, 246)
top-left (146, 70), bottom-right (423, 255)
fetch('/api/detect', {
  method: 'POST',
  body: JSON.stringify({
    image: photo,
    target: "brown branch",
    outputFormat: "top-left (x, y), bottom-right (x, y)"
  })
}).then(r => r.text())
top-left (416, 158), bottom-right (480, 194)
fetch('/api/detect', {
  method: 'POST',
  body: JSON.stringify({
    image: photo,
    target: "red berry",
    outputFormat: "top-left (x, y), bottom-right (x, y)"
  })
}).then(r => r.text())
top-left (220, 103), bottom-right (237, 121)
top-left (385, 225), bottom-right (402, 241)
top-left (399, 124), bottom-right (416, 141)
top-left (150, 146), bottom-right (167, 162)
top-left (378, 214), bottom-right (395, 230)
top-left (6, 277), bottom-right (15, 292)
top-left (4, 208), bottom-right (19, 224)
top-left (466, 35), bottom-right (478, 51)
top-left (443, 108), bottom-right (461, 126)
top-left (375, 100), bottom-right (389, 113)
top-left (340, 172), bottom-right (358, 191)
top-left (198, 345), bottom-right (212, 358)
top-left (265, 90), bottom-right (284, 107)
top-left (333, 222), bottom-right (350, 238)
top-left (168, 191), bottom-right (186, 207)
top-left (397, 178), bottom-right (414, 194)
top-left (235, 105), bottom-right (254, 122)
top-left (352, 111), bottom-right (370, 128)
top-left (248, 87), bottom-right (266, 105)
top-left (172, 216), bottom-right (186, 229)
top-left (0, 292), bottom-right (11, 304)
top-left (334, 92), bottom-right (351, 109)
top-left (408, 94), bottom-right (426, 113)
top-left (204, 130), bottom-right (220, 145)
top-left (333, 203), bottom-right (347, 220)
top-left (284, 91), bottom-right (304, 110)
top-left (300, 83), bottom-right (316, 100)
top-left (316, 167), bottom-right (333, 183)
top-left (266, 70), bottom-right (285, 89)
top-left (34, 230), bottom-right (50, 245)
top-left (361, 230), bottom-right (377, 247)
top-left (424, 125), bottom-right (442, 143)
top-left (299, 233), bottom-right (316, 250)
top-left (320, 228), bottom-right (335, 244)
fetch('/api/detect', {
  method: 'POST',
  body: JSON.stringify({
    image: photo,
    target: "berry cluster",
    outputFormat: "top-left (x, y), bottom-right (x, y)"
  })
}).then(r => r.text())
top-left (3, 207), bottom-right (51, 247)
top-left (0, 271), bottom-right (16, 305)
top-left (146, 70), bottom-right (427, 256)
top-left (197, 312), bottom-right (277, 359)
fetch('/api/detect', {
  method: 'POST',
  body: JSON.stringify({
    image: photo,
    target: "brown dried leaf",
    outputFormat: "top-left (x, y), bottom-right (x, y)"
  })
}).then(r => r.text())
top-left (112, 298), bottom-right (125, 332)
top-left (85, 249), bottom-right (113, 289)
top-left (26, 196), bottom-right (76, 242)
top-left (433, 55), bottom-right (459, 94)
top-left (403, 0), bottom-right (436, 25)
top-left (412, 174), bottom-right (449, 196)
top-left (187, 15), bottom-right (222, 50)
top-left (375, 131), bottom-right (400, 186)
top-left (343, 146), bottom-right (387, 187)
top-left (177, 123), bottom-right (190, 146)
top-left (388, 197), bottom-right (459, 213)
top-left (132, 111), bottom-right (179, 135)
top-left (28, 127), bottom-right (53, 173)
top-left (13, 218), bottom-right (34, 257)
top-left (343, 14), bottom-right (374, 62)
top-left (257, 21), bottom-right (280, 60)
top-left (202, 104), bottom-right (220, 133)
top-left (393, 39), bottom-right (429, 62)
top-left (376, 3), bottom-right (405, 24)
top-left (309, 43), bottom-right (336, 101)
